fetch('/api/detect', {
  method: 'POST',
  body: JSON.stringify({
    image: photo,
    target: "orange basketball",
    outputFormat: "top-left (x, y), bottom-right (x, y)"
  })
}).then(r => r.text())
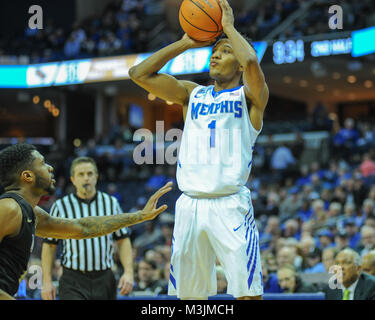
top-left (179, 0), bottom-right (223, 42)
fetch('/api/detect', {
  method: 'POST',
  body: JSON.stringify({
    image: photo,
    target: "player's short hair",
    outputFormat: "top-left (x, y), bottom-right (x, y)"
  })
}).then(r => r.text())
top-left (0, 144), bottom-right (37, 189)
top-left (214, 33), bottom-right (255, 50)
top-left (70, 156), bottom-right (98, 177)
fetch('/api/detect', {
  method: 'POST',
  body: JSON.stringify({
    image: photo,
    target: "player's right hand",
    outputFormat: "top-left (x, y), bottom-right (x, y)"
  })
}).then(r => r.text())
top-left (181, 33), bottom-right (216, 48)
top-left (41, 281), bottom-right (56, 300)
top-left (140, 182), bottom-right (173, 221)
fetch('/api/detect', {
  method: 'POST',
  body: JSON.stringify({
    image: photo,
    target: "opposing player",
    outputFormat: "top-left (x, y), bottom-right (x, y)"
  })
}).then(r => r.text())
top-left (129, 0), bottom-right (268, 300)
top-left (0, 143), bottom-right (172, 300)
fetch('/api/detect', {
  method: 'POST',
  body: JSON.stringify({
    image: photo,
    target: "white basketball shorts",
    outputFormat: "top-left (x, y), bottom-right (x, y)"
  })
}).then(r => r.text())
top-left (168, 187), bottom-right (263, 299)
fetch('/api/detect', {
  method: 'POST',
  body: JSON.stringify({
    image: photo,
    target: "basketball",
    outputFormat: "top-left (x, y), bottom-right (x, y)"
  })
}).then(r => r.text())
top-left (179, 0), bottom-right (223, 42)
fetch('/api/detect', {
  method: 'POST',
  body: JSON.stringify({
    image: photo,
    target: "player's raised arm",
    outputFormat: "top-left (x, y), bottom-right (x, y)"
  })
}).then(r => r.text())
top-left (217, 0), bottom-right (269, 131)
top-left (35, 182), bottom-right (172, 239)
top-left (129, 35), bottom-right (212, 107)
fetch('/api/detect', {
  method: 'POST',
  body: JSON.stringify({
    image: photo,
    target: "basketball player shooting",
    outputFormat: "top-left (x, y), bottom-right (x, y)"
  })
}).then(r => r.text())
top-left (129, 0), bottom-right (269, 300)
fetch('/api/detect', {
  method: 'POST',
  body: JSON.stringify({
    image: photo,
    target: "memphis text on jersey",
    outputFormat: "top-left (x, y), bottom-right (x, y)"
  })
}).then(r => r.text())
top-left (191, 100), bottom-right (243, 120)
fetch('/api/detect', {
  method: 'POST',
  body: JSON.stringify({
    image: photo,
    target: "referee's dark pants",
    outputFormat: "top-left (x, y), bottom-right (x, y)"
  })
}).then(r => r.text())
top-left (59, 267), bottom-right (117, 300)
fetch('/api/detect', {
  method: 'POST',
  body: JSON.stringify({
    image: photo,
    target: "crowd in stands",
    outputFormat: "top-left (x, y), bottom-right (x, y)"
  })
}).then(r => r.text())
top-left (1, 0), bottom-right (171, 64)
top-left (8, 107), bottom-right (375, 299)
top-left (277, 0), bottom-right (375, 39)
top-left (1, 0), bottom-right (375, 64)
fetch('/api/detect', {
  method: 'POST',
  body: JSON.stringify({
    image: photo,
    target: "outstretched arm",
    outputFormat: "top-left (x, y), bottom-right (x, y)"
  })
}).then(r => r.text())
top-left (218, 0), bottom-right (269, 131)
top-left (129, 34), bottom-right (213, 108)
top-left (35, 182), bottom-right (172, 240)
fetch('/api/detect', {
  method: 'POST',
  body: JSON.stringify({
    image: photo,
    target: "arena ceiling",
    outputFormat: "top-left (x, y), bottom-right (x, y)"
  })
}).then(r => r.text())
top-left (263, 55), bottom-right (375, 104)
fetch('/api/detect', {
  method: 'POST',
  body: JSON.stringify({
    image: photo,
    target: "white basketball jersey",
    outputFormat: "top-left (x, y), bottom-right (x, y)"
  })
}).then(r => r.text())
top-left (177, 85), bottom-right (262, 197)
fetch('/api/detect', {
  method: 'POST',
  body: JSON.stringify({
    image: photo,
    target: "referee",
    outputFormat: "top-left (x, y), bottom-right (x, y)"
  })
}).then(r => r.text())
top-left (41, 157), bottom-right (134, 300)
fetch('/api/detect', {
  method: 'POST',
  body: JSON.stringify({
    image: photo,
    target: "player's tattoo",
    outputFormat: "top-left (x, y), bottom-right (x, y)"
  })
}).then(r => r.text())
top-left (78, 211), bottom-right (144, 238)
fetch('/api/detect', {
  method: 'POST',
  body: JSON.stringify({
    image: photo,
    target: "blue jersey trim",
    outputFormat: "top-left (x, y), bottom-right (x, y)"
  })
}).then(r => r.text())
top-left (211, 85), bottom-right (243, 98)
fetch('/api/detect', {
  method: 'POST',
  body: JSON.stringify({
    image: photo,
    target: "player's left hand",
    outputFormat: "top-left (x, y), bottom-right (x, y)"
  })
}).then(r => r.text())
top-left (217, 0), bottom-right (235, 30)
top-left (118, 272), bottom-right (134, 295)
top-left (140, 182), bottom-right (173, 221)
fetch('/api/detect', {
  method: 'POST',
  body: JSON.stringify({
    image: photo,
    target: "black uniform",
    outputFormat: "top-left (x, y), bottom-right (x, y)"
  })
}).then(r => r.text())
top-left (0, 193), bottom-right (35, 296)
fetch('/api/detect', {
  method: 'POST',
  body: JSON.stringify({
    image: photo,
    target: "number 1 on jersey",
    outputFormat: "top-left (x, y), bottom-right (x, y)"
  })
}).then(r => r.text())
top-left (208, 120), bottom-right (216, 148)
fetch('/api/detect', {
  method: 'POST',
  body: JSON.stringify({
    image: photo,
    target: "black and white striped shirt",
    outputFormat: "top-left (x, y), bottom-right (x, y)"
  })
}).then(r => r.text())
top-left (43, 191), bottom-right (129, 272)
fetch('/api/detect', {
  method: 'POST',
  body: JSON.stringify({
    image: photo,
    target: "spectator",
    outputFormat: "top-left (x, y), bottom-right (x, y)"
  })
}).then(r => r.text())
top-left (156, 261), bottom-right (171, 294)
top-left (64, 33), bottom-right (81, 58)
top-left (356, 226), bottom-right (375, 257)
top-left (343, 218), bottom-right (361, 249)
top-left (316, 229), bottom-right (335, 249)
top-left (320, 188), bottom-right (332, 210)
top-left (262, 252), bottom-right (278, 274)
top-left (300, 220), bottom-right (314, 239)
top-left (332, 118), bottom-right (360, 160)
top-left (262, 263), bottom-right (282, 293)
top-left (216, 266), bottom-right (228, 294)
top-left (321, 248), bottom-right (375, 300)
top-left (351, 175), bottom-right (368, 210)
top-left (144, 249), bottom-right (165, 270)
top-left (282, 219), bottom-right (300, 239)
top-left (310, 174), bottom-right (322, 194)
top-left (159, 219), bottom-right (174, 247)
top-left (297, 198), bottom-right (313, 222)
top-left (359, 153), bottom-right (375, 178)
top-left (132, 259), bottom-right (165, 296)
top-left (311, 199), bottom-right (326, 228)
top-left (368, 186), bottom-right (375, 202)
top-left (334, 230), bottom-right (351, 251)
top-left (343, 202), bottom-right (357, 219)
top-left (264, 216), bottom-right (281, 238)
top-left (303, 248), bottom-right (325, 273)
top-left (296, 165), bottom-right (311, 187)
top-left (365, 215), bottom-right (375, 229)
top-left (106, 183), bottom-right (124, 205)
top-left (325, 202), bottom-right (342, 227)
top-left (361, 199), bottom-right (375, 225)
top-left (132, 221), bottom-right (163, 256)
top-left (270, 144), bottom-right (296, 182)
top-left (298, 236), bottom-right (316, 259)
top-left (362, 251), bottom-right (375, 276)
top-left (145, 166), bottom-right (167, 192)
top-left (279, 187), bottom-right (302, 221)
top-left (311, 101), bottom-right (332, 131)
top-left (277, 246), bottom-right (297, 269)
top-left (290, 132), bottom-right (305, 161)
top-left (263, 191), bottom-right (280, 217)
top-left (277, 265), bottom-right (317, 293)
top-left (322, 247), bottom-right (339, 272)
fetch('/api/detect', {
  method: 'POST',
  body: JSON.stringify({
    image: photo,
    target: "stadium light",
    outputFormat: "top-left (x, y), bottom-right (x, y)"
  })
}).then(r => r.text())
top-left (32, 96), bottom-right (40, 104)
top-left (347, 75), bottom-right (357, 84)
top-left (44, 100), bottom-right (51, 108)
top-left (364, 80), bottom-right (373, 88)
top-left (352, 26), bottom-right (375, 57)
